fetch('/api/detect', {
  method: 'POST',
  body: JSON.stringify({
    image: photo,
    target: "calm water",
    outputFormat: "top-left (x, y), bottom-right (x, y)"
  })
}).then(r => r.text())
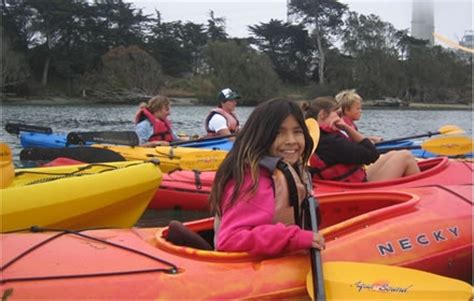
top-left (2, 103), bottom-right (472, 157)
top-left (1, 103), bottom-right (472, 226)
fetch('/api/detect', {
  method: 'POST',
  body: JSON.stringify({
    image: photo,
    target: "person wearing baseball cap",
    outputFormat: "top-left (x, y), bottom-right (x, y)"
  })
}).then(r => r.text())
top-left (204, 88), bottom-right (241, 139)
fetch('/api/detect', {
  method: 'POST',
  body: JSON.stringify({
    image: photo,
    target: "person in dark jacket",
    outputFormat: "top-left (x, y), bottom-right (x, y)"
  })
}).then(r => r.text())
top-left (302, 96), bottom-right (420, 182)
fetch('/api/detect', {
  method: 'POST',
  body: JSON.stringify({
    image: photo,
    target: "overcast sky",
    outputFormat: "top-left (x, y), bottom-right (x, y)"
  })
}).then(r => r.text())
top-left (131, 0), bottom-right (472, 46)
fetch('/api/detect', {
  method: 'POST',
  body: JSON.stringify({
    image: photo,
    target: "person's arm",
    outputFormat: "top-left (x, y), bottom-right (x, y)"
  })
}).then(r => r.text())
top-left (335, 119), bottom-right (366, 143)
top-left (209, 114), bottom-right (235, 140)
top-left (216, 170), bottom-right (314, 256)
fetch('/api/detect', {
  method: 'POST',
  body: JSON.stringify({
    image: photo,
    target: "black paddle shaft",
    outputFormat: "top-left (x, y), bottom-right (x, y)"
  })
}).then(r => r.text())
top-left (304, 196), bottom-right (326, 301)
top-left (376, 131), bottom-right (439, 145)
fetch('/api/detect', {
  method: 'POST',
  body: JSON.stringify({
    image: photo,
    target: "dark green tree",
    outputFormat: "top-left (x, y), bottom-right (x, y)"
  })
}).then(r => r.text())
top-left (82, 45), bottom-right (163, 101)
top-left (206, 10), bottom-right (227, 42)
top-left (249, 19), bottom-right (315, 84)
top-left (204, 40), bottom-right (281, 105)
top-left (339, 12), bottom-right (406, 98)
top-left (148, 18), bottom-right (206, 76)
top-left (1, 25), bottom-right (30, 90)
top-left (289, 0), bottom-right (347, 85)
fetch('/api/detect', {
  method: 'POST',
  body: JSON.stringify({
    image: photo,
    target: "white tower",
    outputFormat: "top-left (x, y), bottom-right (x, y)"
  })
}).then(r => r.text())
top-left (287, 0), bottom-right (296, 24)
top-left (411, 0), bottom-right (434, 45)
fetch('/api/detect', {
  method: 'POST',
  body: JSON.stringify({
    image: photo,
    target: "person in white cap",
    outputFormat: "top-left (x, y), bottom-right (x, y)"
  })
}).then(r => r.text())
top-left (204, 88), bottom-right (241, 139)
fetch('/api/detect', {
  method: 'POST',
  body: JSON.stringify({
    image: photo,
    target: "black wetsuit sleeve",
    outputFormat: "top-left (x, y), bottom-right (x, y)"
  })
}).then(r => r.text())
top-left (316, 132), bottom-right (379, 166)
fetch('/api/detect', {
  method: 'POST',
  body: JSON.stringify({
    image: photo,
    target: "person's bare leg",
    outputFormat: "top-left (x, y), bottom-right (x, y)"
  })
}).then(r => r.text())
top-left (366, 150), bottom-right (420, 182)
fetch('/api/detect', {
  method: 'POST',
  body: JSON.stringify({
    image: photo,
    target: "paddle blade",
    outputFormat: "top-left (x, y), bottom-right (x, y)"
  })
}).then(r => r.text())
top-left (179, 151), bottom-right (227, 171)
top-left (307, 262), bottom-right (472, 300)
top-left (422, 135), bottom-right (473, 156)
top-left (67, 131), bottom-right (139, 146)
top-left (5, 123), bottom-right (52, 135)
top-left (20, 147), bottom-right (126, 163)
top-left (305, 118), bottom-right (320, 161)
top-left (439, 125), bottom-right (465, 135)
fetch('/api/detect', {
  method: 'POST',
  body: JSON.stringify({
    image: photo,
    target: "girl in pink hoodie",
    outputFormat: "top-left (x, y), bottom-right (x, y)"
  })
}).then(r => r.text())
top-left (209, 98), bottom-right (325, 257)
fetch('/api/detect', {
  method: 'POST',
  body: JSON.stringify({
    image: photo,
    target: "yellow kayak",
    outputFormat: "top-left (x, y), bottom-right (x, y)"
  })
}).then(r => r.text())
top-left (92, 144), bottom-right (227, 172)
top-left (1, 159), bottom-right (162, 233)
top-left (0, 143), bottom-right (14, 188)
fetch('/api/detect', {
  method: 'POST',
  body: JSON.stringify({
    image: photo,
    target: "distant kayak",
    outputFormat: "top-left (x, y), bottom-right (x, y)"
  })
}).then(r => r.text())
top-left (20, 131), bottom-right (69, 148)
top-left (175, 137), bottom-right (233, 151)
top-left (16, 130), bottom-right (234, 151)
top-left (375, 140), bottom-right (413, 152)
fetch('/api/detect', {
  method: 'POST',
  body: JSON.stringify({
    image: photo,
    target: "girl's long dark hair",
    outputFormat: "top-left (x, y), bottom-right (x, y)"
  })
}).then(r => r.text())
top-left (209, 98), bottom-right (313, 216)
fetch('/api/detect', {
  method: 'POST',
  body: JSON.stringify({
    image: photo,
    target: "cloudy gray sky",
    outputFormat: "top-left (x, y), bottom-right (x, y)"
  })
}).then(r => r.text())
top-left (131, 0), bottom-right (472, 45)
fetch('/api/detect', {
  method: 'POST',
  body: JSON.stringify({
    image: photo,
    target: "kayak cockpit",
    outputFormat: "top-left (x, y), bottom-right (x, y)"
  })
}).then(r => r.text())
top-left (155, 191), bottom-right (419, 260)
top-left (314, 157), bottom-right (449, 189)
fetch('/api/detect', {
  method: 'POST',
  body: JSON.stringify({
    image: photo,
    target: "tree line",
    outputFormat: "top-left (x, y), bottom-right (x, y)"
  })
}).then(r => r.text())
top-left (2, 0), bottom-right (472, 105)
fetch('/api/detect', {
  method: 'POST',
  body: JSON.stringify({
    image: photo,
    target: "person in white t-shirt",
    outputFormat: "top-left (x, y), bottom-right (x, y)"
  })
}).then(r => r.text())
top-left (204, 88), bottom-right (241, 140)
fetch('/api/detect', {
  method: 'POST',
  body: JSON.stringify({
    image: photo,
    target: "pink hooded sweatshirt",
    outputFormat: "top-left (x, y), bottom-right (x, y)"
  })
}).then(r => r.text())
top-left (214, 168), bottom-right (313, 256)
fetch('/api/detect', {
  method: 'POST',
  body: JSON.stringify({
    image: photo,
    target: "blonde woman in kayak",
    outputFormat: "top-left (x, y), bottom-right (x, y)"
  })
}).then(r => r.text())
top-left (302, 96), bottom-right (420, 182)
top-left (134, 95), bottom-right (180, 147)
top-left (209, 98), bottom-right (325, 256)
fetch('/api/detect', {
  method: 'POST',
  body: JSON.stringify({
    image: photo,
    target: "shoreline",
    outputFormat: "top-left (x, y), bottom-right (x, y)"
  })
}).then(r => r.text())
top-left (1, 96), bottom-right (201, 106)
top-left (2, 96), bottom-right (472, 110)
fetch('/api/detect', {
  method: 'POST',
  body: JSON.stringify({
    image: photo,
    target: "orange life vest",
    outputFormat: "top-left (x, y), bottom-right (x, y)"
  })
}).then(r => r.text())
top-left (135, 108), bottom-right (174, 142)
top-left (205, 108), bottom-right (239, 136)
top-left (262, 157), bottom-right (311, 226)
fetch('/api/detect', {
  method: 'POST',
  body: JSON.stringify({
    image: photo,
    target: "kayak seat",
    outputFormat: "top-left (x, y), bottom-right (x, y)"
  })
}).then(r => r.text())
top-left (166, 220), bottom-right (213, 250)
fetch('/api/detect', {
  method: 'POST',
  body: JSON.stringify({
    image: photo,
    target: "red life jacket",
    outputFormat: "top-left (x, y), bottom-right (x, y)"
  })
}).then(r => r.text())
top-left (342, 116), bottom-right (358, 131)
top-left (309, 125), bottom-right (367, 183)
top-left (135, 108), bottom-right (174, 142)
top-left (205, 108), bottom-right (239, 136)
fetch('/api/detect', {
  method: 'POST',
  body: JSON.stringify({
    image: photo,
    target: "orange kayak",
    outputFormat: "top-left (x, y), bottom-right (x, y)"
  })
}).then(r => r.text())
top-left (150, 157), bottom-right (473, 211)
top-left (1, 185), bottom-right (471, 299)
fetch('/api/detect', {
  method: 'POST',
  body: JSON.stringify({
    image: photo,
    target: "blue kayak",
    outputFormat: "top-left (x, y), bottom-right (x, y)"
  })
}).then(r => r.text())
top-left (18, 131), bottom-right (234, 151)
top-left (375, 140), bottom-right (413, 152)
top-left (176, 137), bottom-right (233, 151)
top-left (20, 132), bottom-right (68, 148)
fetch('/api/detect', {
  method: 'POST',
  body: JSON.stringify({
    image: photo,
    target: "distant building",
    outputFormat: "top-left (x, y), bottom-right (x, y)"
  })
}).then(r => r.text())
top-left (411, 0), bottom-right (434, 46)
top-left (460, 30), bottom-right (473, 49)
top-left (286, 0), bottom-right (296, 24)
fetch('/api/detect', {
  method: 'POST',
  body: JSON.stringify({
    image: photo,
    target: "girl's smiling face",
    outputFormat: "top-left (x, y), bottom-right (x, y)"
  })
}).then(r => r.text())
top-left (270, 114), bottom-right (305, 164)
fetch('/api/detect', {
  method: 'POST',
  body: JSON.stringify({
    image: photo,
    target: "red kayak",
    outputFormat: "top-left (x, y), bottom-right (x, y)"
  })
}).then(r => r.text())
top-left (1, 185), bottom-right (471, 299)
top-left (150, 157), bottom-right (473, 211)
